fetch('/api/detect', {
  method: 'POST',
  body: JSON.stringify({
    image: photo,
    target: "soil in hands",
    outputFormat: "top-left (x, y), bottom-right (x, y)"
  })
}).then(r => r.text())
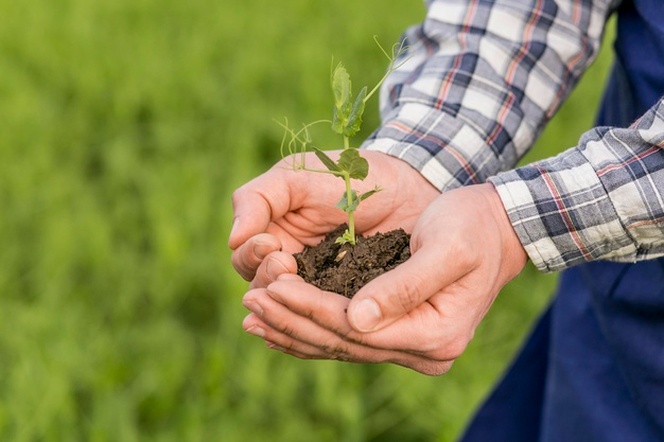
top-left (294, 224), bottom-right (411, 298)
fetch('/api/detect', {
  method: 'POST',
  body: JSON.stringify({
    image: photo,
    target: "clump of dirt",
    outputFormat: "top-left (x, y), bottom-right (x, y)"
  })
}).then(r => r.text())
top-left (294, 224), bottom-right (411, 298)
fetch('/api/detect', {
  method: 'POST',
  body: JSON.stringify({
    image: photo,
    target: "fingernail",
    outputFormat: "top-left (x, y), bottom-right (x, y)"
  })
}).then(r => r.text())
top-left (242, 299), bottom-right (264, 317)
top-left (266, 257), bottom-right (289, 281)
top-left (230, 217), bottom-right (239, 239)
top-left (253, 241), bottom-right (274, 260)
top-left (350, 299), bottom-right (382, 332)
top-left (246, 325), bottom-right (265, 338)
top-left (266, 341), bottom-right (285, 352)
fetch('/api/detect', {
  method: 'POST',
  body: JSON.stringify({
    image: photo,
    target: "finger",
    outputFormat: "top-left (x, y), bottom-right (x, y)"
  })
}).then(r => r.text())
top-left (245, 302), bottom-right (454, 375)
top-left (243, 283), bottom-right (350, 344)
top-left (244, 285), bottom-right (456, 375)
top-left (265, 280), bottom-right (355, 336)
top-left (244, 287), bottom-right (418, 365)
top-left (242, 312), bottom-right (327, 358)
top-left (229, 192), bottom-right (271, 250)
top-left (243, 286), bottom-right (355, 359)
top-left (267, 279), bottom-right (470, 360)
top-left (229, 172), bottom-right (293, 250)
top-left (347, 243), bottom-right (473, 332)
top-left (277, 273), bottom-right (304, 282)
top-left (231, 234), bottom-right (282, 281)
top-left (249, 251), bottom-right (298, 289)
top-left (265, 221), bottom-right (308, 253)
top-left (245, 282), bottom-right (381, 361)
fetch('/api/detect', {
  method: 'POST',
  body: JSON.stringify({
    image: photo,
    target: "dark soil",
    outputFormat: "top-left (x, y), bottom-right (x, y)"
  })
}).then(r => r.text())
top-left (294, 224), bottom-right (411, 298)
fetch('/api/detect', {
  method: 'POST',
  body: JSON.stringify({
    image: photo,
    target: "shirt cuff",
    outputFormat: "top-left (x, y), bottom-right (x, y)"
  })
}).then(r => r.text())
top-left (488, 147), bottom-right (637, 272)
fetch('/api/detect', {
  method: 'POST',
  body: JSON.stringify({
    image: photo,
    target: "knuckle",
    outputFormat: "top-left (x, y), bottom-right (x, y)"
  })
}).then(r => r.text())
top-left (453, 243), bottom-right (479, 270)
top-left (391, 274), bottom-right (426, 313)
top-left (331, 348), bottom-right (352, 362)
top-left (433, 330), bottom-right (472, 361)
top-left (444, 337), bottom-right (470, 360)
top-left (416, 322), bottom-right (473, 362)
top-left (230, 192), bottom-right (241, 212)
top-left (320, 337), bottom-right (349, 358)
top-left (239, 246), bottom-right (257, 270)
top-left (231, 251), bottom-right (255, 281)
top-left (280, 324), bottom-right (296, 338)
top-left (231, 185), bottom-right (247, 206)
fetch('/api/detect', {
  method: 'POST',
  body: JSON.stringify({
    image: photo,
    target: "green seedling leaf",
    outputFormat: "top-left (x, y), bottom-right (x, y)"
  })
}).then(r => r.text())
top-left (335, 186), bottom-right (380, 214)
top-left (335, 229), bottom-right (356, 245)
top-left (359, 185), bottom-right (381, 202)
top-left (331, 64), bottom-right (352, 117)
top-left (331, 63), bottom-right (355, 135)
top-left (336, 190), bottom-right (360, 213)
top-left (344, 86), bottom-right (367, 137)
top-left (337, 149), bottom-right (369, 180)
top-left (312, 146), bottom-right (340, 173)
top-left (331, 107), bottom-right (346, 135)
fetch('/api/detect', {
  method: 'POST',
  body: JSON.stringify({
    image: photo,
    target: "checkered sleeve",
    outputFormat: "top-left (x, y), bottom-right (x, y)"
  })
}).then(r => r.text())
top-left (362, 0), bottom-right (617, 191)
top-left (490, 98), bottom-right (664, 272)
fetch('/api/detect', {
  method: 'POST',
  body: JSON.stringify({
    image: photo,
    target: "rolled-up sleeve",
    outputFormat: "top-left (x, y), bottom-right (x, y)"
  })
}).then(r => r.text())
top-left (491, 98), bottom-right (664, 272)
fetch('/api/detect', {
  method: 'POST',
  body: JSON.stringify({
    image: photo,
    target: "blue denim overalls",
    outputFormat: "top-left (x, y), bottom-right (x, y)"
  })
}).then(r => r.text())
top-left (461, 0), bottom-right (664, 440)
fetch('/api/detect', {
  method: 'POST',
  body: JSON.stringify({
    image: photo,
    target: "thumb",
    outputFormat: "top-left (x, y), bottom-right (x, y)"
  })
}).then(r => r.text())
top-left (346, 244), bottom-right (466, 332)
top-left (229, 172), bottom-right (293, 250)
top-left (229, 188), bottom-right (272, 250)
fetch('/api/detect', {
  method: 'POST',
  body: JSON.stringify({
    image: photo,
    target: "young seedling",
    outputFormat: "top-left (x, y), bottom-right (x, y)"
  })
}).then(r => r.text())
top-left (279, 37), bottom-right (409, 245)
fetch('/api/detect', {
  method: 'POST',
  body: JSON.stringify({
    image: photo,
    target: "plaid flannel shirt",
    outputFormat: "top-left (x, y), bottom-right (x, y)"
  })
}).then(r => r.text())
top-left (363, 0), bottom-right (664, 272)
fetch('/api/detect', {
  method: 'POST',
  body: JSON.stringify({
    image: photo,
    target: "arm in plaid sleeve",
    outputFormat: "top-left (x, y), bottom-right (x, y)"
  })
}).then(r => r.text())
top-left (490, 98), bottom-right (664, 272)
top-left (362, 0), bottom-right (617, 191)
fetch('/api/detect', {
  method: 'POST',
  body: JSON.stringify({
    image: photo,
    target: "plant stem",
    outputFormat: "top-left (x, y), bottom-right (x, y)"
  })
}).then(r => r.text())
top-left (342, 135), bottom-right (356, 245)
top-left (348, 212), bottom-right (356, 245)
top-left (343, 172), bottom-right (356, 245)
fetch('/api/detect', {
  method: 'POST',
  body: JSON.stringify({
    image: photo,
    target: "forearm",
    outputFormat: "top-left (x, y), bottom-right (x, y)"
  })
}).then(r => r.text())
top-left (491, 97), bottom-right (664, 272)
top-left (363, 0), bottom-right (617, 191)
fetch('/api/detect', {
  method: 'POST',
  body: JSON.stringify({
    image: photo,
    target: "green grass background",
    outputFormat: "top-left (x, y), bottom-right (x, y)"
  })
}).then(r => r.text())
top-left (0, 1), bottom-right (614, 440)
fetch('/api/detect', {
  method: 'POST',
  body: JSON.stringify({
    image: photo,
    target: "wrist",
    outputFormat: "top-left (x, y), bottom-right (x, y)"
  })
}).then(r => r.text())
top-left (482, 183), bottom-right (528, 279)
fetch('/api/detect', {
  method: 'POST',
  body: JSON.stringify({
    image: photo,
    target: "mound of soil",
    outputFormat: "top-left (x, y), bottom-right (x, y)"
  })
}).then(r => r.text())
top-left (294, 224), bottom-right (411, 298)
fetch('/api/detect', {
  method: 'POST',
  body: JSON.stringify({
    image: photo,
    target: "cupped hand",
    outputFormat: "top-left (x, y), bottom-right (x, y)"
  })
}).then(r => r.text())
top-left (241, 183), bottom-right (528, 375)
top-left (229, 150), bottom-right (440, 285)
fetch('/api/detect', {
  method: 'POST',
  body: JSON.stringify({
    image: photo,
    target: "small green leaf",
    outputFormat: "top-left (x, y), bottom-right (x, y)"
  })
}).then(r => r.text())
top-left (331, 63), bottom-right (354, 135)
top-left (312, 146), bottom-right (340, 173)
top-left (331, 107), bottom-right (346, 135)
top-left (343, 86), bottom-right (367, 137)
top-left (335, 192), bottom-right (349, 211)
top-left (331, 63), bottom-right (352, 116)
top-left (335, 230), bottom-right (356, 245)
top-left (359, 186), bottom-right (381, 202)
top-left (336, 190), bottom-right (360, 213)
top-left (337, 149), bottom-right (369, 180)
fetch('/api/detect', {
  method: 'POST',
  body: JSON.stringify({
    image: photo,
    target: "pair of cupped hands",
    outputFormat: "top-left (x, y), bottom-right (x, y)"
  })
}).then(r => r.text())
top-left (230, 151), bottom-right (527, 375)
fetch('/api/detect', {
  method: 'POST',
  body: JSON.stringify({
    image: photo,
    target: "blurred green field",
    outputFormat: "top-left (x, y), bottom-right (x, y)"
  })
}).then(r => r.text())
top-left (0, 1), bottom-right (613, 441)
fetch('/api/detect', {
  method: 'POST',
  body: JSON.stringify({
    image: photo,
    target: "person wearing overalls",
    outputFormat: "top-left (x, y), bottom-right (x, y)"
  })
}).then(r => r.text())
top-left (461, 0), bottom-right (664, 439)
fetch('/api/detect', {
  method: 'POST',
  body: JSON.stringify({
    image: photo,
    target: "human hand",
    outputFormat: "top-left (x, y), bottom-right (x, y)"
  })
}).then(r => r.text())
top-left (229, 150), bottom-right (440, 287)
top-left (241, 183), bottom-right (528, 375)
